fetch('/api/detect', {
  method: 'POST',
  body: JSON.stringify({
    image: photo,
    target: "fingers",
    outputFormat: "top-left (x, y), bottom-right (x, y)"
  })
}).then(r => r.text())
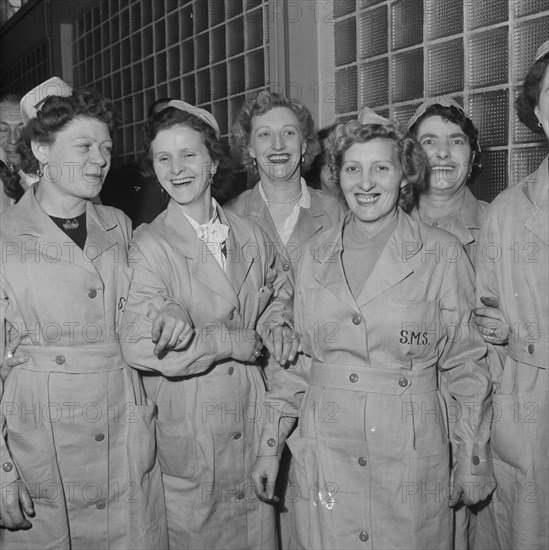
top-left (480, 296), bottom-right (500, 308)
top-left (0, 481), bottom-right (33, 530)
top-left (19, 484), bottom-right (35, 517)
top-left (172, 326), bottom-right (194, 350)
top-left (271, 326), bottom-right (283, 364)
top-left (278, 328), bottom-right (300, 367)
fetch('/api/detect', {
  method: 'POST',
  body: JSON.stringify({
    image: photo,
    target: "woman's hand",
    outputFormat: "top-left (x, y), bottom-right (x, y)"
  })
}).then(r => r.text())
top-left (0, 335), bottom-right (29, 382)
top-left (264, 324), bottom-right (301, 367)
top-left (229, 329), bottom-right (263, 363)
top-left (473, 297), bottom-right (509, 345)
top-left (251, 456), bottom-right (280, 503)
top-left (0, 479), bottom-right (35, 530)
top-left (151, 303), bottom-right (193, 356)
top-left (448, 472), bottom-right (496, 507)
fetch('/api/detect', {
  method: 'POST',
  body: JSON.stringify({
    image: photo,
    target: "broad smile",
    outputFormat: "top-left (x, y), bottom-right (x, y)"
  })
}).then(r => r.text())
top-left (355, 192), bottom-right (381, 205)
top-left (267, 154), bottom-right (291, 164)
top-left (172, 176), bottom-right (194, 186)
top-left (430, 163), bottom-right (458, 173)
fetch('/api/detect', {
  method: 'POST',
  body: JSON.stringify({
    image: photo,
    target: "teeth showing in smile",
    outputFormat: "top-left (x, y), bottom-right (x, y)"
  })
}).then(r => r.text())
top-left (172, 177), bottom-right (194, 185)
top-left (431, 165), bottom-right (456, 172)
top-left (355, 193), bottom-right (380, 204)
top-left (268, 154), bottom-right (290, 163)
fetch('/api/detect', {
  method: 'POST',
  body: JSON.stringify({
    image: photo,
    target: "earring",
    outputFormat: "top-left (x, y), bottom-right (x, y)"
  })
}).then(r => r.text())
top-left (252, 159), bottom-right (257, 168)
top-left (538, 121), bottom-right (543, 128)
top-left (301, 155), bottom-right (305, 164)
top-left (208, 173), bottom-right (214, 185)
top-left (37, 162), bottom-right (46, 178)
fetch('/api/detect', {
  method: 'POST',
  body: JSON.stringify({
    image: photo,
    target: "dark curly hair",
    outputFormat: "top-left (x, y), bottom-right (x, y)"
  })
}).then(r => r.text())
top-left (141, 106), bottom-right (233, 202)
top-left (517, 53), bottom-right (549, 135)
top-left (409, 104), bottom-right (483, 183)
top-left (231, 91), bottom-right (320, 181)
top-left (18, 87), bottom-right (119, 175)
top-left (0, 159), bottom-right (24, 202)
top-left (326, 120), bottom-right (427, 213)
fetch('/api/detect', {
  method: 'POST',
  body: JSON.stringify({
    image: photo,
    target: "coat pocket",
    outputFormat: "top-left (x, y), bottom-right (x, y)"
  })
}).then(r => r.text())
top-left (130, 401), bottom-right (157, 476)
top-left (6, 427), bottom-right (59, 501)
top-left (407, 441), bottom-right (450, 522)
top-left (384, 299), bottom-right (440, 363)
top-left (155, 414), bottom-right (198, 480)
top-left (490, 393), bottom-right (533, 474)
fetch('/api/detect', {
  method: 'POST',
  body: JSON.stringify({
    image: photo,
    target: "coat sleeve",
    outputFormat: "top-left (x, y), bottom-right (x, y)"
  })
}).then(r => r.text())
top-left (475, 203), bottom-right (507, 389)
top-left (0, 276), bottom-right (20, 484)
top-left (437, 238), bottom-right (493, 476)
top-left (120, 236), bottom-right (233, 377)
top-left (256, 255), bottom-right (310, 458)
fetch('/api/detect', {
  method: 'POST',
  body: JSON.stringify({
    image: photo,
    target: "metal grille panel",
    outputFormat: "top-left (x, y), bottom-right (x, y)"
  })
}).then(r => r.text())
top-left (360, 0), bottom-right (385, 8)
top-left (513, 0), bottom-right (549, 17)
top-left (392, 49), bottom-right (424, 102)
top-left (469, 90), bottom-right (509, 147)
top-left (360, 58), bottom-right (389, 107)
top-left (427, 39), bottom-right (464, 95)
top-left (391, 0), bottom-right (423, 50)
top-left (470, 150), bottom-right (508, 202)
top-left (468, 27), bottom-right (508, 88)
top-left (467, 0), bottom-right (508, 29)
top-left (393, 103), bottom-right (422, 127)
top-left (513, 16), bottom-right (549, 81)
top-left (359, 6), bottom-right (388, 59)
top-left (336, 66), bottom-right (358, 113)
top-left (511, 146), bottom-right (549, 184)
top-left (335, 18), bottom-right (357, 66)
top-left (426, 0), bottom-right (463, 40)
top-left (334, 0), bottom-right (357, 18)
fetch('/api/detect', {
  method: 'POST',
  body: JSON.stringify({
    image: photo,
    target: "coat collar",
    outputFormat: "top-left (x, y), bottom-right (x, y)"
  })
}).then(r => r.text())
top-left (241, 182), bottom-right (327, 252)
top-left (411, 187), bottom-right (486, 246)
top-left (162, 199), bottom-right (245, 309)
top-left (522, 155), bottom-right (549, 246)
top-left (13, 188), bottom-right (120, 276)
top-left (313, 210), bottom-right (423, 309)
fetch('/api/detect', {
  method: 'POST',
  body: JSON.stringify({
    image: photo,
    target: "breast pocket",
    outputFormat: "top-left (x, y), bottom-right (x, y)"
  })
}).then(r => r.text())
top-left (384, 299), bottom-right (440, 363)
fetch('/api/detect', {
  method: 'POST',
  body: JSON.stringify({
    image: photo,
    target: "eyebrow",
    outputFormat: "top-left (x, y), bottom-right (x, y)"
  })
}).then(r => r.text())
top-left (419, 131), bottom-right (468, 140)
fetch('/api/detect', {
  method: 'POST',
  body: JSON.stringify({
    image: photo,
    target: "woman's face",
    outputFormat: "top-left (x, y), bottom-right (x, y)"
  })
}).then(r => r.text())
top-left (534, 65), bottom-right (549, 139)
top-left (248, 106), bottom-right (307, 184)
top-left (35, 117), bottom-right (112, 200)
top-left (151, 123), bottom-right (217, 208)
top-left (340, 138), bottom-right (405, 227)
top-left (416, 115), bottom-right (474, 195)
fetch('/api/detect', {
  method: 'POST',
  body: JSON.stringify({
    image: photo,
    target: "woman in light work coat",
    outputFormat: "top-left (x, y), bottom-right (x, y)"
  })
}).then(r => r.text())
top-left (252, 111), bottom-right (495, 549)
top-left (474, 41), bottom-right (549, 550)
top-left (120, 102), bottom-right (298, 550)
top-left (225, 91), bottom-right (345, 286)
top-left (0, 80), bottom-right (170, 549)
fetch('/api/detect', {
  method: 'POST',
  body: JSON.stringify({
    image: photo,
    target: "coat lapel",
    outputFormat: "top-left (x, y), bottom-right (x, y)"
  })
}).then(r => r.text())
top-left (165, 201), bottom-right (241, 310)
top-left (313, 224), bottom-right (358, 312)
top-left (15, 190), bottom-right (100, 278)
top-left (355, 212), bottom-right (421, 307)
top-left (523, 157), bottom-right (549, 246)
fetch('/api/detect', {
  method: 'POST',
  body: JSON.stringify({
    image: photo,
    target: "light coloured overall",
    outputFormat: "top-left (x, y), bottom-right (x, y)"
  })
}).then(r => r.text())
top-left (0, 190), bottom-right (167, 550)
top-left (474, 156), bottom-right (549, 550)
top-left (120, 200), bottom-right (294, 550)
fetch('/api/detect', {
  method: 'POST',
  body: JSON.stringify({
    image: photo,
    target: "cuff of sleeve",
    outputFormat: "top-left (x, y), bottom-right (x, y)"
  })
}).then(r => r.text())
top-left (257, 429), bottom-right (280, 457)
top-left (0, 453), bottom-right (20, 484)
top-left (455, 441), bottom-right (493, 475)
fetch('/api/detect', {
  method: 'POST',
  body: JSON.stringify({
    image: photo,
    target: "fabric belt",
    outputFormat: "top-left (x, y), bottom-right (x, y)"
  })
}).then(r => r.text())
top-left (17, 343), bottom-right (123, 373)
top-left (309, 362), bottom-right (437, 395)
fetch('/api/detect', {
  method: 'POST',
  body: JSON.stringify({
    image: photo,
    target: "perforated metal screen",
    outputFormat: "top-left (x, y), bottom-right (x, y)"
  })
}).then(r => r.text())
top-left (332, 0), bottom-right (549, 199)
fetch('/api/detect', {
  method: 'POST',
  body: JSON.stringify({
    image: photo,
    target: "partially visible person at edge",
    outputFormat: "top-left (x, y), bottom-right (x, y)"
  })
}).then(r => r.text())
top-left (99, 97), bottom-right (173, 227)
top-left (407, 97), bottom-right (500, 550)
top-left (224, 91), bottom-right (345, 549)
top-left (0, 77), bottom-right (186, 549)
top-left (473, 39), bottom-right (549, 550)
top-left (0, 94), bottom-right (35, 213)
top-left (119, 100), bottom-right (299, 550)
top-left (251, 108), bottom-right (495, 550)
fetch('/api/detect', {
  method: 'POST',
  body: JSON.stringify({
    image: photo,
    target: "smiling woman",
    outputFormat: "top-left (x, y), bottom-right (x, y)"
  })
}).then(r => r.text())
top-left (253, 108), bottom-right (495, 550)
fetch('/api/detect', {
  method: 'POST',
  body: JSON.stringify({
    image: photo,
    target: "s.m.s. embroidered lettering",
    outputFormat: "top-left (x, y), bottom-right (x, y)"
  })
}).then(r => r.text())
top-left (399, 330), bottom-right (430, 345)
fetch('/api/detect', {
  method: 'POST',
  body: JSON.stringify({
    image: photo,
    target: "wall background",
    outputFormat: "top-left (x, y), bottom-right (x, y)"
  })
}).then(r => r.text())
top-left (1, 0), bottom-right (547, 199)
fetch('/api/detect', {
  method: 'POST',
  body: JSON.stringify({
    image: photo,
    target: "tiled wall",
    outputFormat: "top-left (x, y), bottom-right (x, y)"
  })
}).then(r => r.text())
top-left (333, 0), bottom-right (549, 199)
top-left (73, 0), bottom-right (269, 164)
